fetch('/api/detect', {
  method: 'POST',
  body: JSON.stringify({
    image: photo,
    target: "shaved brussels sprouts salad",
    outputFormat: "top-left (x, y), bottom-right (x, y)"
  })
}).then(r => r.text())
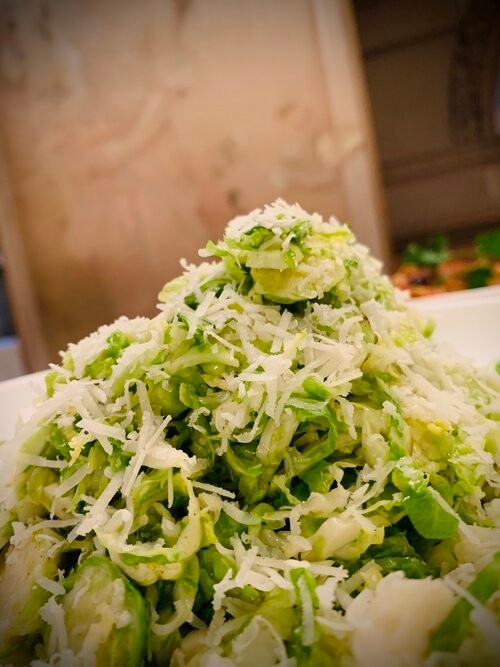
top-left (1, 201), bottom-right (499, 666)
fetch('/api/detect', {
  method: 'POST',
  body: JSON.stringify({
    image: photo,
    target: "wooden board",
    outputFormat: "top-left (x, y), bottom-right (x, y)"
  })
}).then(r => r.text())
top-left (355, 0), bottom-right (500, 242)
top-left (0, 0), bottom-right (389, 369)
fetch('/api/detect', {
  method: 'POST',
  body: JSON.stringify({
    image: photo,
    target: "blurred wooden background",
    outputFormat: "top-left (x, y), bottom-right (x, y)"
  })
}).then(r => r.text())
top-left (0, 0), bottom-right (389, 371)
top-left (355, 0), bottom-right (500, 247)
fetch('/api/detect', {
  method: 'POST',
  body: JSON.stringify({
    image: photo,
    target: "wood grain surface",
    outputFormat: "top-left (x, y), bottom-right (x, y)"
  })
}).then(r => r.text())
top-left (0, 0), bottom-right (388, 369)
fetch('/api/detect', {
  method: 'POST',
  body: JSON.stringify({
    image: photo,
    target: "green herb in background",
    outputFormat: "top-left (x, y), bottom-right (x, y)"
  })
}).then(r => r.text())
top-left (402, 235), bottom-right (449, 267)
top-left (464, 266), bottom-right (492, 289)
top-left (475, 229), bottom-right (500, 259)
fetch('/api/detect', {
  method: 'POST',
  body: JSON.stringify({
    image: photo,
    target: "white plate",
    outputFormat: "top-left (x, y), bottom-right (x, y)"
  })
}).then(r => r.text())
top-left (1, 289), bottom-right (499, 442)
top-left (0, 371), bottom-right (46, 442)
top-left (412, 285), bottom-right (500, 367)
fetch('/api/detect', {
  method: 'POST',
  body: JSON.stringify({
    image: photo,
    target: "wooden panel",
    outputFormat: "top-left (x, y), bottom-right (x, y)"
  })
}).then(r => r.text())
top-left (0, 144), bottom-right (47, 369)
top-left (354, 0), bottom-right (460, 55)
top-left (0, 0), bottom-right (389, 369)
top-left (388, 161), bottom-right (500, 242)
top-left (354, 0), bottom-right (500, 244)
top-left (313, 0), bottom-right (391, 265)
top-left (364, 36), bottom-right (456, 162)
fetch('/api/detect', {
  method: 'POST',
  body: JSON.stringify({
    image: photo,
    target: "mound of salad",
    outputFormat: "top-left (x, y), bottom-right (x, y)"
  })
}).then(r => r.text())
top-left (1, 201), bottom-right (499, 667)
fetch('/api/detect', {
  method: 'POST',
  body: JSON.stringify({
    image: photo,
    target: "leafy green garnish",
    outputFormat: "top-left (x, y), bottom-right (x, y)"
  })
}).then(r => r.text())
top-left (475, 229), bottom-right (500, 259)
top-left (465, 266), bottom-right (492, 289)
top-left (402, 235), bottom-right (449, 267)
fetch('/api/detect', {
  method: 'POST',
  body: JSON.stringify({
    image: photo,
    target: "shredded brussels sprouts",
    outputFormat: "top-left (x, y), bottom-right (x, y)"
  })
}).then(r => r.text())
top-left (1, 200), bottom-right (499, 666)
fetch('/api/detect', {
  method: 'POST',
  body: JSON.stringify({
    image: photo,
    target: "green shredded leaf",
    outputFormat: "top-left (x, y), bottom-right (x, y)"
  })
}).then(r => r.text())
top-left (429, 552), bottom-right (500, 653)
top-left (403, 488), bottom-right (459, 540)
